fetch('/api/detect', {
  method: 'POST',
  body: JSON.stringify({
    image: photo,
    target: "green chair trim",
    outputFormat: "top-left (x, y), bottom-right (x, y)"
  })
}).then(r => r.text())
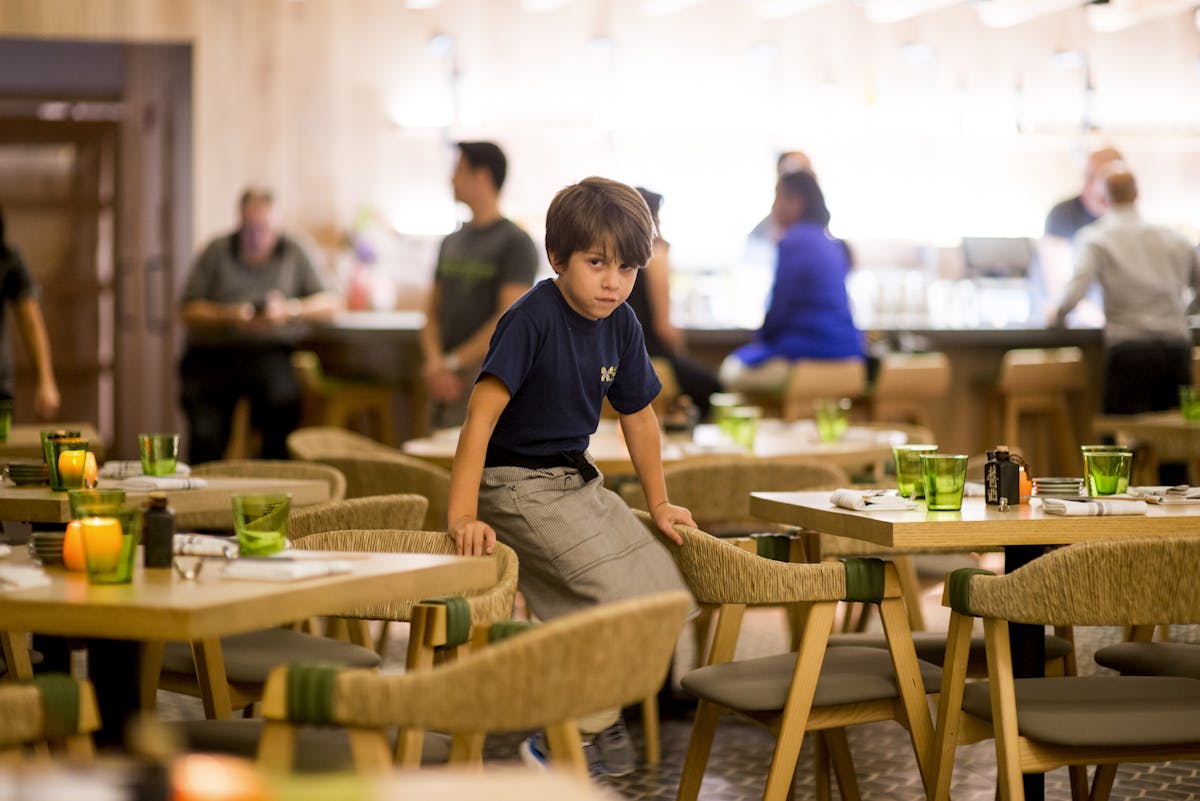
top-left (948, 568), bottom-right (995, 616)
top-left (487, 620), bottom-right (536, 644)
top-left (755, 534), bottom-right (792, 562)
top-left (285, 662), bottom-right (342, 725)
top-left (29, 674), bottom-right (79, 739)
top-left (842, 558), bottom-right (886, 603)
top-left (421, 596), bottom-right (472, 647)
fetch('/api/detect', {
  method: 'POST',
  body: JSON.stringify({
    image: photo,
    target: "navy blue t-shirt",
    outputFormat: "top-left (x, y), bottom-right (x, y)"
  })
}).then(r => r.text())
top-left (480, 278), bottom-right (661, 456)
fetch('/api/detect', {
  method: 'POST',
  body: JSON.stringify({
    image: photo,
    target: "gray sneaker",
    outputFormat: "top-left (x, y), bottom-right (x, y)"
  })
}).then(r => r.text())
top-left (589, 718), bottom-right (636, 777)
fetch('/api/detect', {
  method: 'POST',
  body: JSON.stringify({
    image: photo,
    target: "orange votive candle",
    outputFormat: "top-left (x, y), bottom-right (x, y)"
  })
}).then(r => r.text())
top-left (57, 449), bottom-right (87, 484)
top-left (80, 516), bottom-right (123, 572)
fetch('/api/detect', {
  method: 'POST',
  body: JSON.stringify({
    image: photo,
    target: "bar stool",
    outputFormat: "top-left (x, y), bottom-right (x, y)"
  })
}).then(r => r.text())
top-left (986, 347), bottom-right (1085, 477)
top-left (781, 358), bottom-right (867, 421)
top-left (292, 351), bottom-right (397, 446)
top-left (868, 352), bottom-right (950, 432)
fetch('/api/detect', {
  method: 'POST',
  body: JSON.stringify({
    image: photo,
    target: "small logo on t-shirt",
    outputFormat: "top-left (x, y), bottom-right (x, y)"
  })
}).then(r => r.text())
top-left (600, 365), bottom-right (617, 383)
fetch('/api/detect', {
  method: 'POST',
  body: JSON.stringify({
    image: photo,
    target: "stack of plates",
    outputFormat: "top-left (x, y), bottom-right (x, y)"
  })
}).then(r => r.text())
top-left (5, 460), bottom-right (48, 486)
top-left (29, 531), bottom-right (65, 566)
top-left (1032, 477), bottom-right (1085, 497)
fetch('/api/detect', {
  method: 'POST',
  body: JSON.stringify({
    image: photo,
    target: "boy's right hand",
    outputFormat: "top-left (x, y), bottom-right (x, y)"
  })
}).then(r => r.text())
top-left (450, 516), bottom-right (496, 556)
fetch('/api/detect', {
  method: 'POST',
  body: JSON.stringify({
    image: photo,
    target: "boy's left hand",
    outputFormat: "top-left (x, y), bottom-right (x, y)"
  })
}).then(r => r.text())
top-left (652, 503), bottom-right (695, 546)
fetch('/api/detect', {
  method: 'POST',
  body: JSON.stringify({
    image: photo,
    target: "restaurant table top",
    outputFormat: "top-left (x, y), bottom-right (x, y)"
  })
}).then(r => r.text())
top-left (750, 491), bottom-right (1200, 550)
top-left (0, 477), bottom-right (331, 524)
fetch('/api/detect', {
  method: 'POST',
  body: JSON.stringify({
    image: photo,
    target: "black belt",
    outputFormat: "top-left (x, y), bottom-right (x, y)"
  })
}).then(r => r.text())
top-left (485, 445), bottom-right (599, 483)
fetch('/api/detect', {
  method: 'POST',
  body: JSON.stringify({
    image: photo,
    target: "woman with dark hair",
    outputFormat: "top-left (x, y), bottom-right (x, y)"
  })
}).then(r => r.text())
top-left (719, 170), bottom-right (863, 393)
top-left (0, 206), bottom-right (60, 418)
top-left (626, 187), bottom-right (723, 419)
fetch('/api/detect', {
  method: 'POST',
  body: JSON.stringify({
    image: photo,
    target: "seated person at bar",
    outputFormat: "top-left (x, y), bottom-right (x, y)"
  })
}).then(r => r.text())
top-left (421, 142), bottom-right (538, 428)
top-left (720, 170), bottom-right (863, 394)
top-left (629, 187), bottom-right (722, 420)
top-left (0, 205), bottom-right (60, 419)
top-left (447, 176), bottom-right (691, 777)
top-left (1051, 165), bottom-right (1200, 486)
top-left (179, 187), bottom-right (338, 463)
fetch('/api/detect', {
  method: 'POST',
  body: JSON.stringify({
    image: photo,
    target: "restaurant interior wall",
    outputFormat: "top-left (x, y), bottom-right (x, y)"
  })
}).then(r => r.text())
top-left (0, 0), bottom-right (1197, 418)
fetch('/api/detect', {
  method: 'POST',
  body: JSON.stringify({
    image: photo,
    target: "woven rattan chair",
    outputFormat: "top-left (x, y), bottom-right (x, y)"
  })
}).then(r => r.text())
top-left (180, 459), bottom-right (347, 531)
top-left (153, 527), bottom-right (515, 725)
top-left (315, 454), bottom-right (451, 532)
top-left (633, 510), bottom-right (937, 801)
top-left (256, 590), bottom-right (691, 775)
top-left (0, 675), bottom-right (100, 760)
top-left (931, 537), bottom-right (1200, 801)
top-left (287, 494), bottom-right (429, 541)
top-left (285, 425), bottom-right (399, 461)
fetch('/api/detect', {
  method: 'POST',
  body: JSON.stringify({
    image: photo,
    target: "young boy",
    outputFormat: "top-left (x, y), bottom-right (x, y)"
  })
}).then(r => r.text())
top-left (446, 176), bottom-right (695, 776)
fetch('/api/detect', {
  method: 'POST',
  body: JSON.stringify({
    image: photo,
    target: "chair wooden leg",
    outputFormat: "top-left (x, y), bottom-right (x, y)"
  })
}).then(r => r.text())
top-left (892, 556), bottom-right (926, 632)
top-left (1, 631), bottom-right (32, 678)
top-left (345, 619), bottom-right (375, 650)
top-left (676, 700), bottom-right (723, 801)
top-left (641, 693), bottom-right (661, 765)
top-left (691, 610), bottom-right (713, 669)
top-left (257, 720), bottom-right (296, 772)
top-left (825, 728), bottom-right (862, 801)
top-left (931, 611), bottom-right (973, 801)
top-left (878, 595), bottom-right (935, 793)
top-left (64, 733), bottom-right (95, 761)
top-left (984, 619), bottom-right (1024, 801)
top-left (1068, 765), bottom-right (1090, 801)
top-left (348, 728), bottom-right (394, 772)
top-left (138, 642), bottom-right (164, 711)
top-left (1053, 625), bottom-right (1077, 676)
top-left (544, 722), bottom-right (588, 777)
top-left (1090, 764), bottom-right (1118, 801)
top-left (813, 733), bottom-right (833, 801)
top-left (191, 638), bottom-right (234, 720)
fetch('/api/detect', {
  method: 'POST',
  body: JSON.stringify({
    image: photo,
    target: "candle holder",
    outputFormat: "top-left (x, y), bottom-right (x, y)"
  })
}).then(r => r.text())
top-left (81, 507), bottom-right (142, 584)
top-left (46, 436), bottom-right (89, 492)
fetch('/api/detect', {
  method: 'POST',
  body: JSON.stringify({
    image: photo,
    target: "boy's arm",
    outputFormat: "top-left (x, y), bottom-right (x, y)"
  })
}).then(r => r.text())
top-left (619, 404), bottom-right (694, 545)
top-left (14, 297), bottom-right (60, 419)
top-left (447, 375), bottom-right (511, 556)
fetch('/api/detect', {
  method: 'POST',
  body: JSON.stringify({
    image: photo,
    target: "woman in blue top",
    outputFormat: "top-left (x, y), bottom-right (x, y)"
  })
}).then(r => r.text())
top-left (719, 169), bottom-right (863, 393)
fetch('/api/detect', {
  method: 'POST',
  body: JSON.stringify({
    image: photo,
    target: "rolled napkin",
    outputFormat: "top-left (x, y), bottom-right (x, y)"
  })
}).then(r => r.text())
top-left (98, 460), bottom-right (191, 479)
top-left (222, 559), bottom-right (353, 582)
top-left (0, 565), bottom-right (51, 591)
top-left (174, 533), bottom-right (238, 559)
top-left (1041, 498), bottom-right (1149, 516)
top-left (114, 476), bottom-right (208, 491)
top-left (830, 489), bottom-right (917, 511)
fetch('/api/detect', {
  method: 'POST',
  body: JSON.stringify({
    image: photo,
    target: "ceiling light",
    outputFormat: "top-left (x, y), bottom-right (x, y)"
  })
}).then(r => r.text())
top-left (976, 0), bottom-right (1082, 28)
top-left (751, 0), bottom-right (839, 18)
top-left (1051, 48), bottom-right (1086, 69)
top-left (640, 0), bottom-right (704, 14)
top-left (860, 0), bottom-right (967, 23)
top-left (427, 32), bottom-right (454, 54)
top-left (405, 0), bottom-right (443, 7)
top-left (520, 0), bottom-right (576, 11)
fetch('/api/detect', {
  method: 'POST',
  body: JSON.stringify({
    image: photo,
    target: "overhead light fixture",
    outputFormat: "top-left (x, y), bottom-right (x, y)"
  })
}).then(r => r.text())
top-left (1051, 48), bottom-right (1086, 69)
top-left (750, 0), bottom-right (839, 18)
top-left (520, 0), bottom-right (576, 11)
top-left (427, 32), bottom-right (454, 54)
top-left (588, 35), bottom-right (614, 54)
top-left (860, 0), bottom-right (966, 24)
top-left (1086, 0), bottom-right (1196, 31)
top-left (405, 0), bottom-right (443, 7)
top-left (976, 0), bottom-right (1081, 28)
top-left (640, 0), bottom-right (703, 14)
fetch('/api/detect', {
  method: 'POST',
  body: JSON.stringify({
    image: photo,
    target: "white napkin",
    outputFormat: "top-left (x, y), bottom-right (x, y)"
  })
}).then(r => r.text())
top-left (98, 461), bottom-right (191, 479)
top-left (1041, 498), bottom-right (1149, 516)
top-left (830, 489), bottom-right (917, 511)
top-left (114, 476), bottom-right (208, 491)
top-left (222, 559), bottom-right (353, 582)
top-left (174, 534), bottom-right (238, 559)
top-left (1128, 486), bottom-right (1200, 504)
top-left (0, 565), bottom-right (51, 591)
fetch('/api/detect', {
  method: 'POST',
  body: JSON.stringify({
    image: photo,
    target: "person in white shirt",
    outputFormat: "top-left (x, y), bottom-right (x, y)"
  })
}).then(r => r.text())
top-left (1051, 163), bottom-right (1200, 421)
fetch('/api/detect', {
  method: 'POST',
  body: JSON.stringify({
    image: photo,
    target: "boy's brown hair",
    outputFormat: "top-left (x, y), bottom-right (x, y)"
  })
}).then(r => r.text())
top-left (544, 177), bottom-right (656, 269)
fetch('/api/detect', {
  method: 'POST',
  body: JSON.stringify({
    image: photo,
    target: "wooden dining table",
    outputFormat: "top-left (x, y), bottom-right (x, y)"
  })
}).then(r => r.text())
top-left (749, 490), bottom-right (1200, 801)
top-left (403, 420), bottom-right (908, 479)
top-left (0, 476), bottom-right (331, 525)
top-left (0, 549), bottom-right (495, 721)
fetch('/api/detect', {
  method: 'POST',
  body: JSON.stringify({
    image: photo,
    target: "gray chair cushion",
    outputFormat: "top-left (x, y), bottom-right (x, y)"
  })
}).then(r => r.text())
top-left (171, 720), bottom-right (451, 771)
top-left (961, 676), bottom-right (1200, 747)
top-left (829, 631), bottom-right (1073, 673)
top-left (681, 646), bottom-right (941, 712)
top-left (1094, 642), bottom-right (1200, 680)
top-left (161, 628), bottom-right (381, 683)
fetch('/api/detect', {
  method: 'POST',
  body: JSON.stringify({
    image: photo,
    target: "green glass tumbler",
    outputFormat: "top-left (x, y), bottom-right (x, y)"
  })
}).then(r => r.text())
top-left (893, 444), bottom-right (938, 499)
top-left (920, 453), bottom-right (968, 511)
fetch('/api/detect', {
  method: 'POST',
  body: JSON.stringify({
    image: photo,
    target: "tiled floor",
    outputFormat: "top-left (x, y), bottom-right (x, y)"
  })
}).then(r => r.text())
top-left (161, 579), bottom-right (1200, 801)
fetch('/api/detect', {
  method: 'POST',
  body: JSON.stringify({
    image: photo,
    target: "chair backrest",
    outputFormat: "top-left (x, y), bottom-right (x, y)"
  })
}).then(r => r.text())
top-left (315, 454), bottom-right (450, 531)
top-left (782, 359), bottom-right (867, 421)
top-left (996, 347), bottom-right (1085, 395)
top-left (190, 459), bottom-right (347, 501)
top-left (286, 426), bottom-right (398, 461)
top-left (632, 509), bottom-right (848, 605)
top-left (623, 456), bottom-right (847, 534)
top-left (873, 352), bottom-right (951, 402)
top-left (276, 591), bottom-right (690, 733)
top-left (0, 675), bottom-right (99, 756)
top-left (952, 536), bottom-right (1200, 627)
top-left (292, 528), bottom-right (518, 626)
top-left (287, 494), bottom-right (430, 540)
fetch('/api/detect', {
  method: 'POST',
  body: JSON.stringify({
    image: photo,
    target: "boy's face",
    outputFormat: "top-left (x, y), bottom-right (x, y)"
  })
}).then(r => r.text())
top-left (550, 243), bottom-right (640, 321)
